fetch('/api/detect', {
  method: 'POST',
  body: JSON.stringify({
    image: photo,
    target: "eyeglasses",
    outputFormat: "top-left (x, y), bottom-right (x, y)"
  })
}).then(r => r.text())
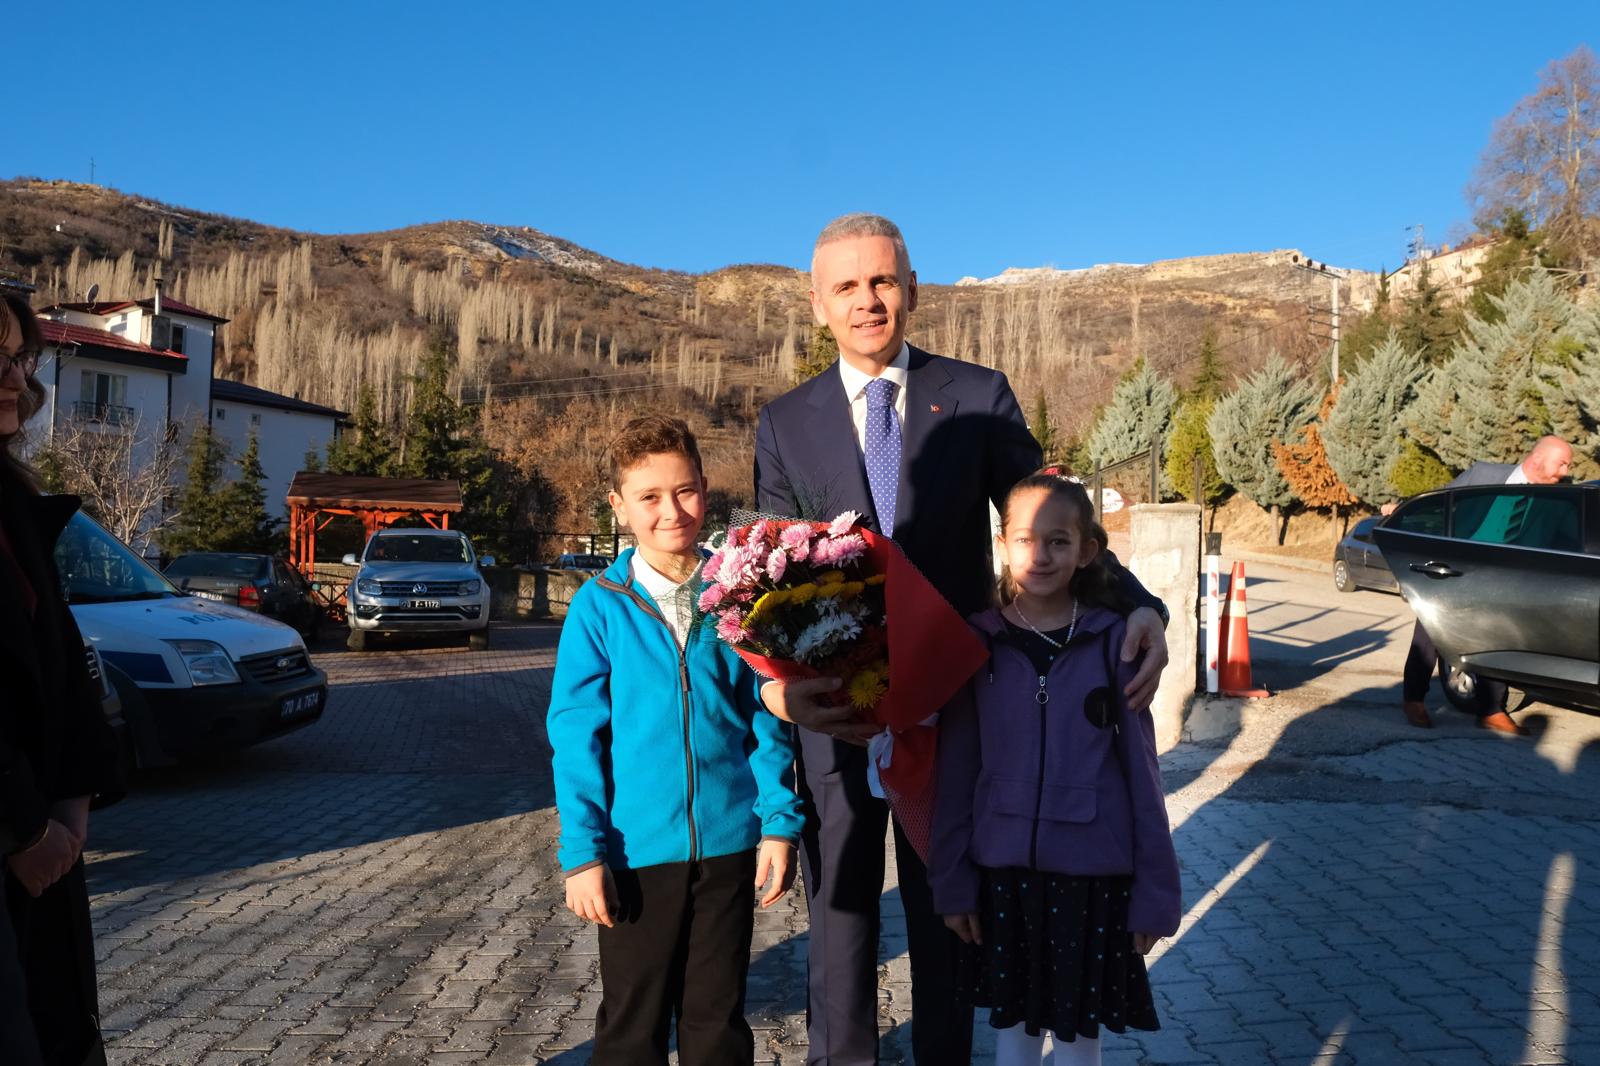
top-left (0, 349), bottom-right (39, 378)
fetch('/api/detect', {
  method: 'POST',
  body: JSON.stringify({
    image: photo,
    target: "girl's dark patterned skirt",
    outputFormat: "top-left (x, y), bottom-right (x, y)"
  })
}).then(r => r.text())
top-left (957, 867), bottom-right (1160, 1041)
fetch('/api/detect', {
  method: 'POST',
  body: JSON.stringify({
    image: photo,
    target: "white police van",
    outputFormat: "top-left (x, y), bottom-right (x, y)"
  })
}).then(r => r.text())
top-left (56, 512), bottom-right (327, 766)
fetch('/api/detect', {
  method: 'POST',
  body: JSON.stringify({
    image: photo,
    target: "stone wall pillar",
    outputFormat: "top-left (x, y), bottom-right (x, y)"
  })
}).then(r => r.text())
top-left (1127, 504), bottom-right (1201, 752)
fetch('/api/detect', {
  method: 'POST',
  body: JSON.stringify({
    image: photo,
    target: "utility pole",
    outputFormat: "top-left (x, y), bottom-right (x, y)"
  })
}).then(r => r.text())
top-left (89, 157), bottom-right (96, 184)
top-left (1406, 224), bottom-right (1426, 264)
top-left (1291, 254), bottom-right (1345, 384)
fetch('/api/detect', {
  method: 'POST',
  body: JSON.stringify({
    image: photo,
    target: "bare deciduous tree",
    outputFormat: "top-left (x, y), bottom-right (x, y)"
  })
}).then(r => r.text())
top-left (1469, 45), bottom-right (1600, 259)
top-left (34, 416), bottom-right (187, 552)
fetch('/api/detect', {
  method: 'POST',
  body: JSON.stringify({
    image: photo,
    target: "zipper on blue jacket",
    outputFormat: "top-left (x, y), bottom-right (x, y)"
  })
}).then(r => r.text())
top-left (595, 575), bottom-right (700, 862)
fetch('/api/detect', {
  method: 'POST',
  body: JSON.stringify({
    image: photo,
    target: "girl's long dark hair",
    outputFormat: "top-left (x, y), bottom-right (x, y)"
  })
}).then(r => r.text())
top-left (0, 293), bottom-right (47, 494)
top-left (996, 469), bottom-right (1132, 614)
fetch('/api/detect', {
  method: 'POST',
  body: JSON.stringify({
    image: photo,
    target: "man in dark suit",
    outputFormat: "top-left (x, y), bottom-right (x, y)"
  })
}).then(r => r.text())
top-left (1387, 435), bottom-right (1573, 734)
top-left (755, 213), bottom-right (1170, 1065)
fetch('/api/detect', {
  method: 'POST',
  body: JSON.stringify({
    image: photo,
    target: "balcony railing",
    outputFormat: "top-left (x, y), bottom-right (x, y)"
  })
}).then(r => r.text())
top-left (73, 400), bottom-right (136, 426)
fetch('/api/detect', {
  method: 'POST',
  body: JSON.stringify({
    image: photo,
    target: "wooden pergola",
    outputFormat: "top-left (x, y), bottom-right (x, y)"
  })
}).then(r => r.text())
top-left (286, 472), bottom-right (464, 578)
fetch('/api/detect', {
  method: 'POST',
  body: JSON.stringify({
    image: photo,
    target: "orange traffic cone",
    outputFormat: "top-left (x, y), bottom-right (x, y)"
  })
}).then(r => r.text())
top-left (1219, 562), bottom-right (1270, 698)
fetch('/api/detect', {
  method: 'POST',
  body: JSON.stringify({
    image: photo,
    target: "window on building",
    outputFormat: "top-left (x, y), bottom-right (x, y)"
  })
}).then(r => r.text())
top-left (250, 412), bottom-right (261, 426)
top-left (170, 323), bottom-right (186, 355)
top-left (77, 370), bottom-right (130, 424)
top-left (215, 407), bottom-right (227, 420)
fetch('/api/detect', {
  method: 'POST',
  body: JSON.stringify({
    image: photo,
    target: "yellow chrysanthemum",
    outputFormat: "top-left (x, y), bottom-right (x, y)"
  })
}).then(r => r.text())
top-left (747, 588), bottom-right (789, 624)
top-left (865, 574), bottom-right (887, 586)
top-left (787, 583), bottom-right (818, 605)
top-left (818, 570), bottom-right (846, 586)
top-left (824, 580), bottom-right (866, 601)
top-left (847, 668), bottom-right (887, 710)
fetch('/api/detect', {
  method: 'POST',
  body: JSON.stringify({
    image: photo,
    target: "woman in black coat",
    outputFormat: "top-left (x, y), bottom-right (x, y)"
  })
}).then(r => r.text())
top-left (1, 293), bottom-right (124, 1066)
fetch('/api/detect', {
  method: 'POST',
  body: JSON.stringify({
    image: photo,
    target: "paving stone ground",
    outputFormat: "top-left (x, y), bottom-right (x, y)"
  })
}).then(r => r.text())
top-left (85, 621), bottom-right (1600, 1065)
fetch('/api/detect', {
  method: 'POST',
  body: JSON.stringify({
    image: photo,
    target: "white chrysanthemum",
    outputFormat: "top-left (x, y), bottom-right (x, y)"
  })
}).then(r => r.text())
top-left (793, 610), bottom-right (864, 663)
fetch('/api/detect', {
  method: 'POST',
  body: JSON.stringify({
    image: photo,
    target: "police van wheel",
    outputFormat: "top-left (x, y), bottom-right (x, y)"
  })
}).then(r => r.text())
top-left (347, 630), bottom-right (368, 652)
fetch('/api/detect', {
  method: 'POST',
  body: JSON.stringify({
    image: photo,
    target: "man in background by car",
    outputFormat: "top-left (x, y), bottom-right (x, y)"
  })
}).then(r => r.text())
top-left (1383, 435), bottom-right (1574, 732)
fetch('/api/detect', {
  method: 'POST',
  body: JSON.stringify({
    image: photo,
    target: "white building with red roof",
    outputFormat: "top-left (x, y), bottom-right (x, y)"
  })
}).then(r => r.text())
top-left (27, 290), bottom-right (344, 526)
top-left (35, 289), bottom-right (223, 435)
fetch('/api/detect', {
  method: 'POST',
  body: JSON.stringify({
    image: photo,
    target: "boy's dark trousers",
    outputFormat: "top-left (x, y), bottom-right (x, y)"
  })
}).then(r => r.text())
top-left (593, 849), bottom-right (758, 1066)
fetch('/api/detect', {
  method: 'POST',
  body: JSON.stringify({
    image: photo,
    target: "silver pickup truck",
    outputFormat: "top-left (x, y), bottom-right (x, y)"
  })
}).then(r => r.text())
top-left (343, 528), bottom-right (495, 651)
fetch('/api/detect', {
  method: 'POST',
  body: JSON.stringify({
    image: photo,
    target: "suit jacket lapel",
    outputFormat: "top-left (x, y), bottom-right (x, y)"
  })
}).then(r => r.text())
top-left (895, 347), bottom-right (957, 543)
top-left (804, 364), bottom-right (877, 526)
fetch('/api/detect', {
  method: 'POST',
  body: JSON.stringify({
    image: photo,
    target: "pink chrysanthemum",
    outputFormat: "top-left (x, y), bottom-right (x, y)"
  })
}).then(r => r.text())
top-left (812, 533), bottom-right (866, 567)
top-left (715, 544), bottom-right (762, 589)
top-left (698, 584), bottom-right (727, 611)
top-left (779, 524), bottom-right (815, 553)
top-left (766, 548), bottom-right (788, 582)
top-left (828, 510), bottom-right (862, 536)
top-left (715, 610), bottom-right (749, 644)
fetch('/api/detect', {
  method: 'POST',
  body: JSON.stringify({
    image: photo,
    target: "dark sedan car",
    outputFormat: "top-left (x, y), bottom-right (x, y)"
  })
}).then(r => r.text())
top-left (1373, 481), bottom-right (1600, 715)
top-left (165, 553), bottom-right (325, 638)
top-left (1333, 516), bottom-right (1399, 593)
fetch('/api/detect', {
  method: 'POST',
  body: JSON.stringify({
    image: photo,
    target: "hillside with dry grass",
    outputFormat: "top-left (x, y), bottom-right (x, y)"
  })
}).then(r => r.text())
top-left (1, 177), bottom-right (1367, 525)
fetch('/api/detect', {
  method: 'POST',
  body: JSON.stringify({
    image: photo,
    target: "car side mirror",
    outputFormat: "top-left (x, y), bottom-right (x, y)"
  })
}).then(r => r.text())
top-left (311, 582), bottom-right (322, 592)
top-left (341, 554), bottom-right (358, 566)
top-left (481, 556), bottom-right (496, 568)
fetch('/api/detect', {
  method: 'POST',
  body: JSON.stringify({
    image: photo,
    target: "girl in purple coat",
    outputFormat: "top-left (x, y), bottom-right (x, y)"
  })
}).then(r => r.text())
top-left (931, 472), bottom-right (1182, 1065)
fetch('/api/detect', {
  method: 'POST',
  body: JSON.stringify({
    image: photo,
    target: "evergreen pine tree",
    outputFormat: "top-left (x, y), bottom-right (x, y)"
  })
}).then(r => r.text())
top-left (1395, 262), bottom-right (1461, 362)
top-left (794, 325), bottom-right (838, 382)
top-left (1467, 209), bottom-right (1547, 324)
top-left (399, 334), bottom-right (508, 534)
top-left (1087, 359), bottom-right (1177, 492)
top-left (1030, 391), bottom-right (1058, 463)
top-left (1537, 299), bottom-right (1600, 479)
top-left (215, 434), bottom-right (279, 552)
top-left (1164, 398), bottom-right (1226, 505)
top-left (1406, 268), bottom-right (1577, 470)
top-left (1323, 330), bottom-right (1427, 504)
top-left (1187, 329), bottom-right (1224, 400)
top-left (328, 383), bottom-right (397, 476)
top-left (1207, 355), bottom-right (1319, 516)
top-left (162, 427), bottom-right (229, 556)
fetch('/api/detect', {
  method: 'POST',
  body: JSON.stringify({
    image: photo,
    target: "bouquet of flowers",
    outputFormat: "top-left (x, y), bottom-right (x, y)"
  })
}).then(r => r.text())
top-left (700, 511), bottom-right (988, 859)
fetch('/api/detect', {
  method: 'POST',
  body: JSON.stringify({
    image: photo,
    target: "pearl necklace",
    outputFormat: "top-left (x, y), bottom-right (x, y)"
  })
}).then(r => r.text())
top-left (1012, 596), bottom-right (1078, 649)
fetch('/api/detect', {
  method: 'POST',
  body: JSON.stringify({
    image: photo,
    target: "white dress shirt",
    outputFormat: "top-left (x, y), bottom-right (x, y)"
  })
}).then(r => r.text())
top-left (631, 553), bottom-right (702, 650)
top-left (836, 343), bottom-right (911, 453)
top-left (1505, 466), bottom-right (1528, 485)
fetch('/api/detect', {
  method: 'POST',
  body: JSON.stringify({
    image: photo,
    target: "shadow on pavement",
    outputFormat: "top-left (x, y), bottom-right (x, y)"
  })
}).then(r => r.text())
top-left (85, 623), bottom-right (561, 893)
top-left (1148, 680), bottom-right (1600, 1065)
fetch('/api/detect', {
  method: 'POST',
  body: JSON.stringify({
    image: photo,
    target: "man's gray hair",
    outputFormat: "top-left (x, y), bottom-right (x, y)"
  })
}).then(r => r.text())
top-left (812, 213), bottom-right (911, 278)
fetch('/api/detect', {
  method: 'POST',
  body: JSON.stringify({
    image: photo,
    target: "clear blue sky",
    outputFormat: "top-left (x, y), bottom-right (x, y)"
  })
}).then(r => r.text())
top-left (9, 3), bottom-right (1589, 283)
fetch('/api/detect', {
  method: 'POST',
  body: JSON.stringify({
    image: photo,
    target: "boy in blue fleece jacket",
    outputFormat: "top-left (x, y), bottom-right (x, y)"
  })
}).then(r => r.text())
top-left (548, 415), bottom-right (802, 1066)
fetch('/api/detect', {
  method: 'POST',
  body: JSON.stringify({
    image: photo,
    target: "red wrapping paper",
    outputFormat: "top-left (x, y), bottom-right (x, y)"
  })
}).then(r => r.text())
top-left (734, 528), bottom-right (990, 860)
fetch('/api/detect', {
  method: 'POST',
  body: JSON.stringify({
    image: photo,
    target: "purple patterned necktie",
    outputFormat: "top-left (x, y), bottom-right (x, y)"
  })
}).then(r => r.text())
top-left (864, 377), bottom-right (901, 536)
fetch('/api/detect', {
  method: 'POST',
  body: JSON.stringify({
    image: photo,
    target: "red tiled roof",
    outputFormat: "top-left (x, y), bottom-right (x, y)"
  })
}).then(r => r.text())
top-left (46, 296), bottom-right (229, 324)
top-left (37, 319), bottom-right (189, 363)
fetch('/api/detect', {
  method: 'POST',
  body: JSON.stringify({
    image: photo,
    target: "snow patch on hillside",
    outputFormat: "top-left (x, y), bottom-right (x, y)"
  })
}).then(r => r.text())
top-left (475, 225), bottom-right (605, 274)
top-left (955, 263), bottom-right (1143, 286)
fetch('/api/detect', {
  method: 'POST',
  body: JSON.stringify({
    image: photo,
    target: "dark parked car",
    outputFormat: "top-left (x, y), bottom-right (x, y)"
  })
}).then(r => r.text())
top-left (1373, 481), bottom-right (1600, 715)
top-left (165, 553), bottom-right (325, 638)
top-left (1332, 516), bottom-right (1399, 594)
top-left (555, 553), bottom-right (611, 573)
